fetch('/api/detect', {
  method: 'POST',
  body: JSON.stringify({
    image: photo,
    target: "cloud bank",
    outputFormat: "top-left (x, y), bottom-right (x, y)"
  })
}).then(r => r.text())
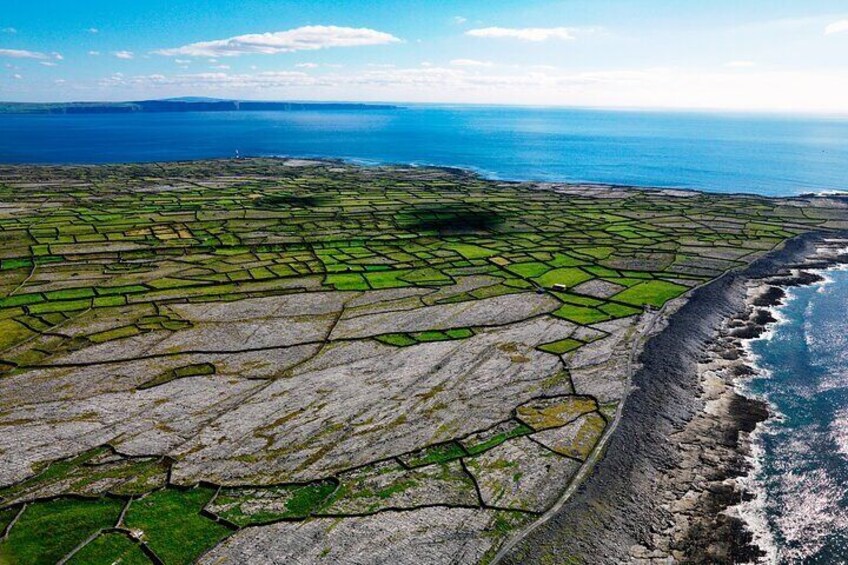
top-left (466, 27), bottom-right (578, 41)
top-left (825, 20), bottom-right (848, 35)
top-left (0, 48), bottom-right (49, 60)
top-left (155, 26), bottom-right (401, 57)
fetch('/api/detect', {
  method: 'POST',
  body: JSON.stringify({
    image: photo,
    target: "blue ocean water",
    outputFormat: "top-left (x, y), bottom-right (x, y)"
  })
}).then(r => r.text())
top-left (743, 267), bottom-right (848, 563)
top-left (1, 105), bottom-right (848, 196)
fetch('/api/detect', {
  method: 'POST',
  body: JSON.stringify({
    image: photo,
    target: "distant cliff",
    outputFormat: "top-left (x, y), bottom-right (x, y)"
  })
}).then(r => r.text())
top-left (0, 99), bottom-right (399, 114)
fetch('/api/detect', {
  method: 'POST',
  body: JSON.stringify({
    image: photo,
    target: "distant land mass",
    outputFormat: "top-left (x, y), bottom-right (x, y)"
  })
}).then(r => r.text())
top-left (0, 97), bottom-right (399, 114)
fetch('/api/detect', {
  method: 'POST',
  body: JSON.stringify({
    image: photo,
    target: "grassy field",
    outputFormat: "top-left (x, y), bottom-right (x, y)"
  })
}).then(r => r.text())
top-left (0, 159), bottom-right (845, 563)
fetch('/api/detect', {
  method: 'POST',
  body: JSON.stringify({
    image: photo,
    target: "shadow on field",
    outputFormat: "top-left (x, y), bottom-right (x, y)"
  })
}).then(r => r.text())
top-left (254, 193), bottom-right (334, 208)
top-left (403, 204), bottom-right (504, 234)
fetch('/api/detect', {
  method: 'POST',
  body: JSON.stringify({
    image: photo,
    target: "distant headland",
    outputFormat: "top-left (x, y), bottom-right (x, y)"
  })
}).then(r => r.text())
top-left (0, 97), bottom-right (400, 114)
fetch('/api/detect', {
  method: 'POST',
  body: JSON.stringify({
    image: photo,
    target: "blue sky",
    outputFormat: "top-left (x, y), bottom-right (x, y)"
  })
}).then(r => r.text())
top-left (2, 0), bottom-right (848, 111)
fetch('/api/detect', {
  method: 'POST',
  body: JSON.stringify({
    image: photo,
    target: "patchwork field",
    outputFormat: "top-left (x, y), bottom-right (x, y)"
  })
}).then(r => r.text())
top-left (0, 159), bottom-right (846, 564)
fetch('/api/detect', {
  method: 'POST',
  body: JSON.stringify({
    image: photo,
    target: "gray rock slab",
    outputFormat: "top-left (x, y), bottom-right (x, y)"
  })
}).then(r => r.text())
top-left (198, 507), bottom-right (504, 565)
top-left (330, 293), bottom-right (560, 339)
top-left (464, 437), bottom-right (581, 512)
top-left (322, 460), bottom-right (478, 514)
top-left (169, 317), bottom-right (574, 485)
top-left (532, 412), bottom-right (608, 461)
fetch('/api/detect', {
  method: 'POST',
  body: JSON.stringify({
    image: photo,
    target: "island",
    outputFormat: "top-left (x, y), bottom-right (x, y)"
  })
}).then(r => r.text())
top-left (0, 159), bottom-right (846, 564)
top-left (0, 98), bottom-right (399, 114)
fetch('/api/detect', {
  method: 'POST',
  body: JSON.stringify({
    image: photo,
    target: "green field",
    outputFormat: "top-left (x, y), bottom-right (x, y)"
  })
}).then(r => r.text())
top-left (0, 159), bottom-right (844, 563)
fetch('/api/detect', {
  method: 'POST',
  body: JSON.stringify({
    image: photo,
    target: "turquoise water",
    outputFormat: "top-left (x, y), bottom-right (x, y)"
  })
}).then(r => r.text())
top-left (744, 267), bottom-right (848, 563)
top-left (1, 105), bottom-right (848, 196)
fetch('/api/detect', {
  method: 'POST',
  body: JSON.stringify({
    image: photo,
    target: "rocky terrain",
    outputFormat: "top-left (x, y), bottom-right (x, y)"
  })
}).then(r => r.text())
top-left (502, 234), bottom-right (848, 564)
top-left (0, 159), bottom-right (847, 564)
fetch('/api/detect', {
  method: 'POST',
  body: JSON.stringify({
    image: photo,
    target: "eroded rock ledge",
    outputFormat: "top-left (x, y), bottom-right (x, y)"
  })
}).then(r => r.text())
top-left (502, 234), bottom-right (848, 565)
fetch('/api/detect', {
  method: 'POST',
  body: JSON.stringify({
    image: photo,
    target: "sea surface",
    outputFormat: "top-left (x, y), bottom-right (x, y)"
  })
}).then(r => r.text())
top-left (741, 266), bottom-right (848, 563)
top-left (1, 105), bottom-right (848, 196)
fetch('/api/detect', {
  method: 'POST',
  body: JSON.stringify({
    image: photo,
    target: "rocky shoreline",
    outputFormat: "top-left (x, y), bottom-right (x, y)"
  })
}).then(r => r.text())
top-left (501, 233), bottom-right (848, 564)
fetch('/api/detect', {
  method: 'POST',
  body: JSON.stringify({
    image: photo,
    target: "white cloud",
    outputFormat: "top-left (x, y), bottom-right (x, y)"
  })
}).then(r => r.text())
top-left (12, 73), bottom-right (22, 79)
top-left (88, 66), bottom-right (848, 113)
top-left (450, 58), bottom-right (494, 68)
top-left (88, 28), bottom-right (99, 34)
top-left (0, 48), bottom-right (48, 60)
top-left (53, 52), bottom-right (63, 61)
top-left (114, 51), bottom-right (134, 59)
top-left (725, 60), bottom-right (756, 68)
top-left (466, 27), bottom-right (578, 41)
top-left (453, 16), bottom-right (467, 25)
top-left (55, 79), bottom-right (66, 84)
top-left (295, 62), bottom-right (319, 68)
top-left (825, 20), bottom-right (848, 35)
top-left (2, 27), bottom-right (16, 34)
top-left (40, 61), bottom-right (57, 67)
top-left (174, 59), bottom-right (191, 64)
top-left (154, 25), bottom-right (401, 57)
top-left (211, 64), bottom-right (230, 70)
top-left (88, 51), bottom-right (100, 56)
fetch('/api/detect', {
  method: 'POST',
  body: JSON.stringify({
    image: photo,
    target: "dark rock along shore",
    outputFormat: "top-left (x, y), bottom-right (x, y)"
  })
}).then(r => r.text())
top-left (501, 232), bottom-right (848, 564)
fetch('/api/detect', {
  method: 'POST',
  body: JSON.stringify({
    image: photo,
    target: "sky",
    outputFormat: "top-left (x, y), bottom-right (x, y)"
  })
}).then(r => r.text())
top-left (1, 0), bottom-right (848, 112)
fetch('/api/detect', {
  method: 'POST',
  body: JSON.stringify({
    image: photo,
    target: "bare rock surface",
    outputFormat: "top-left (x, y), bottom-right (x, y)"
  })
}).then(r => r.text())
top-left (464, 437), bottom-right (581, 512)
top-left (198, 507), bottom-right (504, 565)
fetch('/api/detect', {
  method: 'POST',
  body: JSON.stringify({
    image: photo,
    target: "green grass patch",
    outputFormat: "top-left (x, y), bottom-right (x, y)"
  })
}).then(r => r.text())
top-left (552, 304), bottom-right (611, 325)
top-left (601, 277), bottom-right (646, 288)
top-left (402, 442), bottom-right (466, 468)
top-left (399, 267), bottom-right (452, 285)
top-left (88, 325), bottom-right (142, 344)
top-left (27, 298), bottom-right (91, 314)
top-left (0, 507), bottom-right (18, 535)
top-left (469, 284), bottom-right (520, 300)
top-left (0, 319), bottom-right (36, 350)
top-left (124, 487), bottom-right (231, 565)
top-left (553, 292), bottom-right (604, 307)
top-left (0, 497), bottom-right (123, 565)
top-left (0, 258), bottom-right (33, 271)
top-left (412, 330), bottom-right (450, 342)
top-left (215, 481), bottom-right (337, 526)
top-left (444, 242), bottom-right (498, 259)
top-left (534, 268), bottom-right (592, 290)
top-left (445, 328), bottom-right (474, 339)
top-left (464, 423), bottom-right (533, 456)
top-left (505, 262), bottom-right (551, 278)
top-left (95, 284), bottom-right (149, 296)
top-left (600, 303), bottom-right (643, 319)
top-left (93, 295), bottom-right (127, 308)
top-left (537, 338), bottom-right (583, 355)
top-left (375, 333), bottom-right (418, 347)
top-left (0, 294), bottom-right (44, 308)
top-left (612, 280), bottom-right (688, 307)
top-left (364, 270), bottom-right (412, 289)
top-left (147, 278), bottom-right (204, 290)
top-left (325, 272), bottom-right (370, 291)
top-left (67, 532), bottom-right (150, 565)
top-left (574, 246), bottom-right (615, 260)
top-left (547, 253), bottom-right (588, 267)
top-left (43, 288), bottom-right (95, 301)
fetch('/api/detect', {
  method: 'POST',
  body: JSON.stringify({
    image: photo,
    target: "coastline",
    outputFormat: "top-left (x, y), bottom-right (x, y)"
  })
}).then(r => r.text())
top-left (3, 158), bottom-right (848, 563)
top-left (500, 232), bottom-right (848, 564)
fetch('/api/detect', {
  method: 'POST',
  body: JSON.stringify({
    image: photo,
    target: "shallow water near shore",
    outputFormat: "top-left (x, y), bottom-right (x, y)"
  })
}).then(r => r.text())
top-left (2, 105), bottom-right (848, 196)
top-left (740, 266), bottom-right (848, 563)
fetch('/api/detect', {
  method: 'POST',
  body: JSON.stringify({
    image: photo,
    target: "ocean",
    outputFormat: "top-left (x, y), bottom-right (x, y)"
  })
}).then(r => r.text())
top-left (1, 105), bottom-right (848, 196)
top-left (741, 266), bottom-right (848, 563)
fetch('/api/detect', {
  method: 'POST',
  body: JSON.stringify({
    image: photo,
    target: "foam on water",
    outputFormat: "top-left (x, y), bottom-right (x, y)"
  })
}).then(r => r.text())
top-left (734, 266), bottom-right (848, 563)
